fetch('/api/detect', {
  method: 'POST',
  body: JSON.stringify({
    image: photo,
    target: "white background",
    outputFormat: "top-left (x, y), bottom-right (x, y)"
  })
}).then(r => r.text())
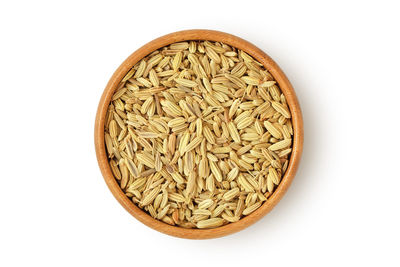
top-left (1, 0), bottom-right (399, 266)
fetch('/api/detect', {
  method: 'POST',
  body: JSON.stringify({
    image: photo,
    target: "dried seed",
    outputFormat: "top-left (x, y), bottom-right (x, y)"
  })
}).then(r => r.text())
top-left (271, 101), bottom-right (291, 118)
top-left (125, 158), bottom-right (139, 178)
top-left (236, 117), bottom-right (254, 130)
top-left (168, 117), bottom-right (186, 128)
top-left (171, 172), bottom-right (185, 184)
top-left (268, 139), bottom-right (292, 151)
top-left (197, 218), bottom-right (225, 229)
top-left (264, 121), bottom-right (282, 139)
top-left (268, 167), bottom-right (280, 185)
top-left (203, 125), bottom-right (216, 145)
top-left (187, 172), bottom-right (197, 196)
top-left (242, 76), bottom-right (260, 85)
top-left (134, 60), bottom-right (146, 78)
top-left (155, 153), bottom-right (162, 171)
top-left (209, 160), bottom-right (223, 182)
top-left (184, 136), bottom-right (203, 153)
top-left (223, 188), bottom-right (240, 201)
top-left (198, 199), bottom-right (214, 210)
top-left (175, 78), bottom-right (198, 87)
top-left (172, 52), bottom-right (182, 71)
top-left (228, 122), bottom-right (241, 143)
top-left (109, 160), bottom-right (121, 180)
top-left (141, 186), bottom-right (161, 206)
top-left (193, 209), bottom-right (212, 216)
top-left (242, 201), bottom-right (262, 215)
top-left (227, 167), bottom-right (239, 181)
top-left (136, 153), bottom-right (155, 168)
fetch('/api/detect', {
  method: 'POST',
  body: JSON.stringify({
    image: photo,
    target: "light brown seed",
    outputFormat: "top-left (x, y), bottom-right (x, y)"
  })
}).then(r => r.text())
top-left (264, 121), bottom-right (282, 139)
top-left (187, 172), bottom-right (197, 196)
top-left (197, 218), bottom-right (225, 229)
top-left (242, 201), bottom-right (262, 215)
top-left (141, 186), bottom-right (161, 206)
top-left (109, 160), bottom-right (121, 180)
top-left (267, 175), bottom-right (275, 193)
top-left (236, 117), bottom-right (254, 130)
top-left (168, 117), bottom-right (186, 128)
top-left (134, 60), bottom-right (146, 78)
top-left (184, 136), bottom-right (203, 153)
top-left (271, 101), bottom-right (291, 118)
top-left (168, 133), bottom-right (176, 155)
top-left (172, 52), bottom-right (182, 71)
top-left (227, 122), bottom-right (241, 143)
top-left (178, 131), bottom-right (190, 155)
top-left (155, 153), bottom-right (162, 171)
top-left (242, 76), bottom-right (260, 85)
top-left (127, 177), bottom-right (147, 192)
top-left (198, 199), bottom-right (214, 210)
top-left (203, 126), bottom-right (216, 145)
top-left (268, 139), bottom-right (292, 151)
top-left (171, 172), bottom-right (185, 184)
top-left (209, 160), bottom-right (223, 182)
top-left (193, 209), bottom-right (212, 216)
top-left (227, 167), bottom-right (239, 181)
top-left (175, 78), bottom-right (198, 87)
top-left (136, 153), bottom-right (155, 168)
top-left (205, 47), bottom-right (221, 63)
top-left (109, 120), bottom-right (118, 138)
top-left (223, 188), bottom-right (240, 201)
top-left (268, 167), bottom-right (280, 185)
top-left (125, 158), bottom-right (139, 178)
top-left (169, 192), bottom-right (186, 203)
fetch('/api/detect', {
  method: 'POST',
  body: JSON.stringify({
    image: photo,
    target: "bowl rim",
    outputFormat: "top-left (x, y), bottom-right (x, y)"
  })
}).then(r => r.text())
top-left (94, 29), bottom-right (303, 239)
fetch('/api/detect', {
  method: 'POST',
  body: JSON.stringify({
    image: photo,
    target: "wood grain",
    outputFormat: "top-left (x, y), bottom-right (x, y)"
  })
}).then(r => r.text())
top-left (94, 29), bottom-right (304, 239)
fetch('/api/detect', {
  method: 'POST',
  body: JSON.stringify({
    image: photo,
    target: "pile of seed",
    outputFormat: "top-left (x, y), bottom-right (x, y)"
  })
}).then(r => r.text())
top-left (104, 40), bottom-right (293, 229)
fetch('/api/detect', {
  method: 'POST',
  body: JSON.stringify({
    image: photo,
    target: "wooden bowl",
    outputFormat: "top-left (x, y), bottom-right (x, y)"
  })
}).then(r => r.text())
top-left (95, 29), bottom-right (303, 239)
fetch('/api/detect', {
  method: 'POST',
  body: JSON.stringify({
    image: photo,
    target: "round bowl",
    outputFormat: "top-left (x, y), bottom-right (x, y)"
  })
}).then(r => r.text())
top-left (95, 29), bottom-right (303, 239)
